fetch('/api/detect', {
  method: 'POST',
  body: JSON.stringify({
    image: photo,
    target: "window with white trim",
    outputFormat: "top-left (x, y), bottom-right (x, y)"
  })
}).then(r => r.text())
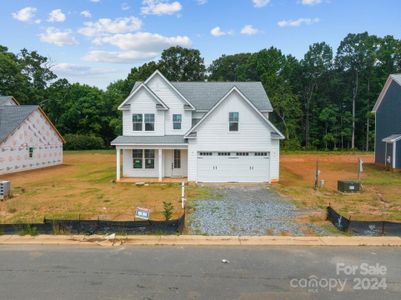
top-left (132, 114), bottom-right (142, 131)
top-left (236, 152), bottom-right (249, 156)
top-left (229, 112), bottom-right (239, 132)
top-left (173, 114), bottom-right (182, 130)
top-left (133, 149), bottom-right (143, 168)
top-left (218, 152), bottom-right (231, 156)
top-left (199, 152), bottom-right (213, 156)
top-left (254, 152), bottom-right (268, 156)
top-left (145, 114), bottom-right (155, 131)
top-left (145, 150), bottom-right (155, 169)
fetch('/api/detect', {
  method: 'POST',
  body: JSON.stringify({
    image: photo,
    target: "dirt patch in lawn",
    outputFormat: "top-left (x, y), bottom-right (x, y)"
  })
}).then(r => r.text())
top-left (0, 151), bottom-right (204, 223)
top-left (275, 153), bottom-right (401, 222)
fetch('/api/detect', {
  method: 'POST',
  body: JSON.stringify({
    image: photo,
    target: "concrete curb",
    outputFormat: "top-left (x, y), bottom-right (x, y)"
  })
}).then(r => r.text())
top-left (0, 235), bottom-right (401, 247)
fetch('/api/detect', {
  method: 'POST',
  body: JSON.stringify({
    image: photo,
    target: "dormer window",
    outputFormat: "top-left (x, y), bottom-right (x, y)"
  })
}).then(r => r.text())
top-left (229, 112), bottom-right (239, 132)
top-left (173, 114), bottom-right (182, 130)
top-left (133, 114), bottom-right (142, 131)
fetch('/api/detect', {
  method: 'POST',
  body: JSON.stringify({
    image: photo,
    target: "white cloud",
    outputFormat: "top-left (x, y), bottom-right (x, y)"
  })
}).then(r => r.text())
top-left (301, 0), bottom-right (322, 5)
top-left (240, 25), bottom-right (259, 35)
top-left (80, 10), bottom-right (92, 18)
top-left (52, 63), bottom-right (117, 76)
top-left (277, 17), bottom-right (320, 27)
top-left (34, 19), bottom-right (42, 24)
top-left (39, 27), bottom-right (79, 46)
top-left (12, 7), bottom-right (37, 22)
top-left (141, 0), bottom-right (182, 16)
top-left (90, 0), bottom-right (101, 3)
top-left (84, 32), bottom-right (191, 63)
top-left (93, 32), bottom-right (191, 51)
top-left (48, 9), bottom-right (66, 22)
top-left (83, 50), bottom-right (160, 63)
top-left (121, 3), bottom-right (130, 10)
top-left (210, 26), bottom-right (232, 37)
top-left (197, 0), bottom-right (208, 4)
top-left (252, 0), bottom-right (270, 8)
top-left (78, 17), bottom-right (142, 37)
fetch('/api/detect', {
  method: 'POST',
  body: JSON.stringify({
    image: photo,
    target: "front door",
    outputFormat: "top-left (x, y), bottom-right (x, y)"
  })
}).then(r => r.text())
top-left (164, 150), bottom-right (174, 177)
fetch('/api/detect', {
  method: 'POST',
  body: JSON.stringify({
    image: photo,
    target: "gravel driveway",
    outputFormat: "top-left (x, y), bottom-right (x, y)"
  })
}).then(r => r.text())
top-left (190, 185), bottom-right (327, 236)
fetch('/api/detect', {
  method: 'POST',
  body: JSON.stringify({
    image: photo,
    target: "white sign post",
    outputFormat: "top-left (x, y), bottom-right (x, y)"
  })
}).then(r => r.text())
top-left (358, 158), bottom-right (364, 181)
top-left (181, 181), bottom-right (185, 209)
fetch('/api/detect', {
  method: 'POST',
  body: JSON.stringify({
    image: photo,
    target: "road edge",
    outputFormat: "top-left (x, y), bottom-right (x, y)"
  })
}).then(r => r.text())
top-left (0, 235), bottom-right (401, 247)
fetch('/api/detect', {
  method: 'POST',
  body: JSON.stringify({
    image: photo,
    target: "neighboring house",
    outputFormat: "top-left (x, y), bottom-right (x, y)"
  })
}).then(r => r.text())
top-left (0, 96), bottom-right (65, 175)
top-left (111, 70), bottom-right (284, 183)
top-left (372, 74), bottom-right (401, 171)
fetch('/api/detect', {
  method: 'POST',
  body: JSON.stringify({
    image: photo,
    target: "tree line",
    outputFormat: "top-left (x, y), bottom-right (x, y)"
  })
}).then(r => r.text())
top-left (1, 32), bottom-right (400, 150)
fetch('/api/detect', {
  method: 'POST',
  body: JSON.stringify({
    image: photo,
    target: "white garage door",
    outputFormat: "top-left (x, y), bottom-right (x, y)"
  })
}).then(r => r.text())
top-left (197, 152), bottom-right (270, 182)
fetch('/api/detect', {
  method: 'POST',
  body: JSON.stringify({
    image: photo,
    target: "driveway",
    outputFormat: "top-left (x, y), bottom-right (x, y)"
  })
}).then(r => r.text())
top-left (190, 184), bottom-right (327, 236)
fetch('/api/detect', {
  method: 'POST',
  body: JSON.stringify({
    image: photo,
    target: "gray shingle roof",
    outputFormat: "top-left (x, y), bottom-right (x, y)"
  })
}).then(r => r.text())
top-left (0, 105), bottom-right (38, 143)
top-left (171, 82), bottom-right (272, 111)
top-left (111, 135), bottom-right (187, 145)
top-left (131, 81), bottom-right (273, 111)
top-left (0, 96), bottom-right (17, 106)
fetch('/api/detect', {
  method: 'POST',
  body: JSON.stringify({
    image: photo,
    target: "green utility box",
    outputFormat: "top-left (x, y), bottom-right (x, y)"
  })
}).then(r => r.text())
top-left (337, 180), bottom-right (360, 193)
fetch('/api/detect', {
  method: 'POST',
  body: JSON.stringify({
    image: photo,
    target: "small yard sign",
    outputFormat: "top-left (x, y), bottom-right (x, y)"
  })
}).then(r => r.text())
top-left (135, 207), bottom-right (150, 220)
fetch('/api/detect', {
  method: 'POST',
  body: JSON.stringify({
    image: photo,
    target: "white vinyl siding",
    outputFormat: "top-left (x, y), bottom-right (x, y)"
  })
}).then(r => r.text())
top-left (122, 87), bottom-right (164, 136)
top-left (146, 74), bottom-right (192, 135)
top-left (187, 90), bottom-right (280, 182)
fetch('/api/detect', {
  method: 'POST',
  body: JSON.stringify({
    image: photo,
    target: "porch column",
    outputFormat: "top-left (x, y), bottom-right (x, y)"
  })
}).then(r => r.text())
top-left (116, 147), bottom-right (121, 181)
top-left (158, 148), bottom-right (163, 182)
top-left (393, 142), bottom-right (397, 169)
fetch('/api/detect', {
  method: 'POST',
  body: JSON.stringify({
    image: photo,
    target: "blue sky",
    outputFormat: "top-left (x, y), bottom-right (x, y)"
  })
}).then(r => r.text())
top-left (1, 0), bottom-right (400, 89)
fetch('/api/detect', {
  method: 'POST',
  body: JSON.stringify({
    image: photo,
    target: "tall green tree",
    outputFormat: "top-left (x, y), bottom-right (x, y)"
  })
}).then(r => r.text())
top-left (159, 46), bottom-right (206, 81)
top-left (335, 32), bottom-right (378, 149)
top-left (208, 53), bottom-right (252, 81)
top-left (300, 42), bottom-right (333, 148)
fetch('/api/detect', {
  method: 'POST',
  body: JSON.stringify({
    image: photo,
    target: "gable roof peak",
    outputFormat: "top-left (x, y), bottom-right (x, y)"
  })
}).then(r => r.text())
top-left (184, 84), bottom-right (284, 139)
top-left (144, 70), bottom-right (195, 110)
top-left (372, 74), bottom-right (401, 113)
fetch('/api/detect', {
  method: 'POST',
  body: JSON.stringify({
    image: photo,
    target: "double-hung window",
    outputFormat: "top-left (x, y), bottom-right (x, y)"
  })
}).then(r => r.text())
top-left (173, 114), bottom-right (182, 130)
top-left (133, 149), bottom-right (143, 168)
top-left (229, 112), bottom-right (239, 132)
top-left (174, 149), bottom-right (181, 168)
top-left (145, 150), bottom-right (155, 169)
top-left (145, 114), bottom-right (155, 131)
top-left (132, 114), bottom-right (142, 131)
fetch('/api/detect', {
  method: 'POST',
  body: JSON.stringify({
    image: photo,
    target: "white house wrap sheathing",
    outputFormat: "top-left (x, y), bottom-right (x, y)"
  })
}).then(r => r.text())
top-left (0, 109), bottom-right (63, 175)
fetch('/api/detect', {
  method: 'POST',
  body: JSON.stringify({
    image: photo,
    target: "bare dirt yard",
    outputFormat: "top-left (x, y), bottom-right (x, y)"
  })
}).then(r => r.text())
top-left (1, 151), bottom-right (399, 232)
top-left (276, 152), bottom-right (401, 225)
top-left (0, 151), bottom-right (206, 223)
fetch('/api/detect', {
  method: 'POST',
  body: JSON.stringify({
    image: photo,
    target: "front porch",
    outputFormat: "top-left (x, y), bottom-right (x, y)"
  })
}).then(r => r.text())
top-left (115, 146), bottom-right (188, 182)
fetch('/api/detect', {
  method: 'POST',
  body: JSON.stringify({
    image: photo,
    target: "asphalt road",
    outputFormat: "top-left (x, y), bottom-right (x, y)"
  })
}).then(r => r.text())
top-left (0, 246), bottom-right (400, 299)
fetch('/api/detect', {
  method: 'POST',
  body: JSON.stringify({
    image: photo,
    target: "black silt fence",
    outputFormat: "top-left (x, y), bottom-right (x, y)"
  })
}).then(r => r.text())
top-left (0, 214), bottom-right (185, 235)
top-left (326, 206), bottom-right (350, 232)
top-left (327, 206), bottom-right (401, 236)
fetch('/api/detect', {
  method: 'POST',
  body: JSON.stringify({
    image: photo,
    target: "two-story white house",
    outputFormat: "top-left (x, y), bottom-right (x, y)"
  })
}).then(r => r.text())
top-left (111, 70), bottom-right (284, 183)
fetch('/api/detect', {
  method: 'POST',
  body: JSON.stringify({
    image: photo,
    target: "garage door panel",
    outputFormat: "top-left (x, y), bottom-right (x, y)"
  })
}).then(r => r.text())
top-left (197, 153), bottom-right (270, 182)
